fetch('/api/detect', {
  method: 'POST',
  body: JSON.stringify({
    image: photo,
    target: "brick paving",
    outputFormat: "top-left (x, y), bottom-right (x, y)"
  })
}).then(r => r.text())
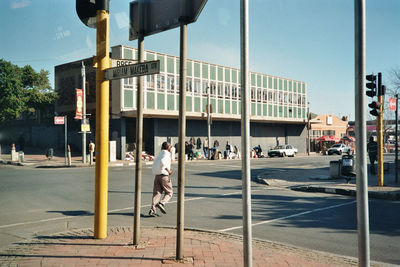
top-left (0, 227), bottom-right (369, 267)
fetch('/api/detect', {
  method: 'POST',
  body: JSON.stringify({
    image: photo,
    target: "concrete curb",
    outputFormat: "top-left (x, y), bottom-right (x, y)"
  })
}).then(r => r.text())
top-left (291, 185), bottom-right (400, 200)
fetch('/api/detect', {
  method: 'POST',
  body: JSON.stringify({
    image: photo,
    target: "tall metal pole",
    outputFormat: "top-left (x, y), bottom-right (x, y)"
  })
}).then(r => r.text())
top-left (241, 0), bottom-right (252, 266)
top-left (395, 94), bottom-right (398, 184)
top-left (133, 33), bottom-right (144, 246)
top-left (94, 8), bottom-right (110, 239)
top-left (176, 21), bottom-right (187, 261)
top-left (354, 0), bottom-right (370, 265)
top-left (64, 115), bottom-right (68, 165)
top-left (207, 91), bottom-right (211, 159)
top-left (307, 102), bottom-right (310, 156)
top-left (82, 61), bottom-right (87, 164)
top-left (377, 72), bottom-right (384, 186)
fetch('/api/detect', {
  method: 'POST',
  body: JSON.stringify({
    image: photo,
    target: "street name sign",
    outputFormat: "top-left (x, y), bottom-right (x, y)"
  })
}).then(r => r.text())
top-left (105, 60), bottom-right (160, 81)
top-left (54, 116), bottom-right (65, 125)
top-left (129, 0), bottom-right (207, 40)
top-left (110, 58), bottom-right (138, 68)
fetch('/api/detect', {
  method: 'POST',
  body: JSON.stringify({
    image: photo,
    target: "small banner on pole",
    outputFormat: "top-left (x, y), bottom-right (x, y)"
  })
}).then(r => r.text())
top-left (389, 97), bottom-right (396, 111)
top-left (75, 89), bottom-right (83, 119)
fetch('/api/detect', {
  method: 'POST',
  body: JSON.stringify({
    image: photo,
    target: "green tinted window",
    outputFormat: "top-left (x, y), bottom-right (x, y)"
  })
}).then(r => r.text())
top-left (157, 55), bottom-right (165, 72)
top-left (225, 69), bottom-right (230, 82)
top-left (284, 80), bottom-right (287, 91)
top-left (251, 73), bottom-right (255, 86)
top-left (210, 66), bottom-right (216, 80)
top-left (157, 93), bottom-right (165, 109)
top-left (167, 57), bottom-right (174, 74)
top-left (218, 99), bottom-right (223, 113)
top-left (268, 77), bottom-right (272, 88)
top-left (146, 52), bottom-right (155, 60)
top-left (232, 101), bottom-right (237, 114)
top-left (124, 48), bottom-right (133, 59)
top-left (218, 67), bottom-right (223, 81)
top-left (186, 96), bottom-right (192, 111)
top-left (232, 70), bottom-right (237, 83)
top-left (187, 60), bottom-right (192, 76)
top-left (257, 75), bottom-right (261, 87)
top-left (194, 62), bottom-right (200, 78)
top-left (279, 79), bottom-right (282, 90)
top-left (251, 103), bottom-right (256, 115)
top-left (274, 78), bottom-right (277, 89)
top-left (202, 64), bottom-right (208, 79)
top-left (147, 92), bottom-right (154, 109)
top-left (167, 95), bottom-right (174, 110)
top-left (124, 90), bottom-right (133, 108)
top-left (263, 76), bottom-right (267, 88)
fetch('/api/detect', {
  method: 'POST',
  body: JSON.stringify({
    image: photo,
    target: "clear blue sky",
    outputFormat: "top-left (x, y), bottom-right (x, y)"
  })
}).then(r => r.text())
top-left (1, 0), bottom-right (399, 120)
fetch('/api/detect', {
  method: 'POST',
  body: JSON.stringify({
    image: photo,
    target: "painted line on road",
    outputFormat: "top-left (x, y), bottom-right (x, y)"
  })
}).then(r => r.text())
top-left (0, 190), bottom-right (257, 229)
top-left (219, 200), bottom-right (357, 232)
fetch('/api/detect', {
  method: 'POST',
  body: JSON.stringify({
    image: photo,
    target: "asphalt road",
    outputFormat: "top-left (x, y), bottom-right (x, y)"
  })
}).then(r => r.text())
top-left (0, 155), bottom-right (399, 265)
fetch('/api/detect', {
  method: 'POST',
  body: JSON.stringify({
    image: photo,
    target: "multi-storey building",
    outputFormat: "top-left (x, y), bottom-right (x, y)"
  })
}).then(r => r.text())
top-left (55, 45), bottom-right (308, 158)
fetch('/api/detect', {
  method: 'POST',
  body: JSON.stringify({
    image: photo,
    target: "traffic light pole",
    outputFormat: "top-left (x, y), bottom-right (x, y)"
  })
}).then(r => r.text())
top-left (241, 0), bottom-right (253, 266)
top-left (377, 72), bottom-right (384, 186)
top-left (176, 20), bottom-right (187, 261)
top-left (94, 8), bottom-right (110, 239)
top-left (355, 0), bottom-right (370, 265)
top-left (396, 94), bottom-right (398, 184)
top-left (133, 33), bottom-right (144, 246)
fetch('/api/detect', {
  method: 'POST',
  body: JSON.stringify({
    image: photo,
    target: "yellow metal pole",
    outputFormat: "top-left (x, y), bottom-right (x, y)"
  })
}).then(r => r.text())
top-left (377, 94), bottom-right (384, 186)
top-left (94, 9), bottom-right (110, 239)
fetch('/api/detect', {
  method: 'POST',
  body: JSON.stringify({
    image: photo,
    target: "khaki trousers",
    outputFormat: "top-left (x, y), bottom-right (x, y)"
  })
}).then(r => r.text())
top-left (151, 174), bottom-right (173, 212)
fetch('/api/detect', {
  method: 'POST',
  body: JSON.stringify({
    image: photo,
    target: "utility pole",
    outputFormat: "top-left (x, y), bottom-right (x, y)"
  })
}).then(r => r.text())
top-left (75, 0), bottom-right (111, 240)
top-left (377, 72), bottom-right (384, 186)
top-left (81, 61), bottom-right (87, 164)
top-left (395, 94), bottom-right (398, 183)
top-left (64, 115), bottom-right (68, 165)
top-left (307, 102), bottom-right (310, 156)
top-left (94, 4), bottom-right (110, 239)
top-left (241, 0), bottom-right (252, 266)
top-left (133, 1), bottom-right (144, 245)
top-left (176, 19), bottom-right (187, 261)
top-left (207, 90), bottom-right (211, 159)
top-left (355, 0), bottom-right (370, 265)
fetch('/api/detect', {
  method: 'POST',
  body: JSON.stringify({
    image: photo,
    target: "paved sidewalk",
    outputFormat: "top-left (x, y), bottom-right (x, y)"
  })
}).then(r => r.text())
top-left (0, 226), bottom-right (378, 267)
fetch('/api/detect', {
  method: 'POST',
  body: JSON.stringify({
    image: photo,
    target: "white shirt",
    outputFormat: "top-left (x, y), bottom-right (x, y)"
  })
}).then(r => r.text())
top-left (152, 150), bottom-right (171, 176)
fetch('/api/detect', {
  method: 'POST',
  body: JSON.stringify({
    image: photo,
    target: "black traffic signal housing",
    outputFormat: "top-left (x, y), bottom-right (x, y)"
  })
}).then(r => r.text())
top-left (76, 0), bottom-right (109, 28)
top-left (368, 101), bottom-right (381, 117)
top-left (366, 74), bottom-right (377, 97)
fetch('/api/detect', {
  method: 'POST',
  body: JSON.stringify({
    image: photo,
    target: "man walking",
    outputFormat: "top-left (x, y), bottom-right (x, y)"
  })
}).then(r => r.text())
top-left (149, 142), bottom-right (173, 217)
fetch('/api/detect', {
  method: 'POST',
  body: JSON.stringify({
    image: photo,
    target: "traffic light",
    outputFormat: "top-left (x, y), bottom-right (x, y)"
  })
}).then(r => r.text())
top-left (368, 101), bottom-right (381, 116)
top-left (366, 74), bottom-right (377, 97)
top-left (76, 0), bottom-right (109, 28)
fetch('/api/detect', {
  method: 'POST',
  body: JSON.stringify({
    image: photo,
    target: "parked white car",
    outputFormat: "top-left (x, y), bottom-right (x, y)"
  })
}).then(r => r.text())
top-left (327, 143), bottom-right (351, 155)
top-left (268, 145), bottom-right (298, 157)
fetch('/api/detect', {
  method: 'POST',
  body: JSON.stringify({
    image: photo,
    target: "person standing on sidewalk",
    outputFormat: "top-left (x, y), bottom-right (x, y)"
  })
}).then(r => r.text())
top-left (149, 142), bottom-right (173, 217)
top-left (367, 136), bottom-right (378, 174)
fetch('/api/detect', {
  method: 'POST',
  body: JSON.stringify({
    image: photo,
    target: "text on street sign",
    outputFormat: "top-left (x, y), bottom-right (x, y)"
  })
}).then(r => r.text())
top-left (105, 60), bottom-right (160, 80)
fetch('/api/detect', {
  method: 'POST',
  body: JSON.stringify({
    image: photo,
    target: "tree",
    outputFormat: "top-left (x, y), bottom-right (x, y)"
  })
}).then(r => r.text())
top-left (0, 59), bottom-right (57, 122)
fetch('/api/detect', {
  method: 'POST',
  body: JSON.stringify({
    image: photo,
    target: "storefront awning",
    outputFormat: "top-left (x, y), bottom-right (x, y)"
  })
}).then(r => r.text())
top-left (315, 135), bottom-right (339, 142)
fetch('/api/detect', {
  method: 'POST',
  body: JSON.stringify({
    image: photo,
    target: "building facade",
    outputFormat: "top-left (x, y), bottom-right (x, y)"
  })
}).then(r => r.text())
top-left (55, 45), bottom-right (308, 158)
top-left (309, 114), bottom-right (349, 152)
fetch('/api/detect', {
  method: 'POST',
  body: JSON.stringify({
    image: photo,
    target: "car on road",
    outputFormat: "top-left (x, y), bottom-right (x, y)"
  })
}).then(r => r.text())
top-left (327, 143), bottom-right (351, 155)
top-left (268, 144), bottom-right (297, 157)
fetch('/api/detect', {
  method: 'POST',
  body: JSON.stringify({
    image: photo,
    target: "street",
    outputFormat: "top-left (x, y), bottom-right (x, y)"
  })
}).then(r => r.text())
top-left (0, 155), bottom-right (399, 265)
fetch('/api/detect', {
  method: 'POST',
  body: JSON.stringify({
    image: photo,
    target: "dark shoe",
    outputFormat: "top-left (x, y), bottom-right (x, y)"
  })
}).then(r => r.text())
top-left (156, 202), bottom-right (166, 214)
top-left (149, 209), bottom-right (156, 217)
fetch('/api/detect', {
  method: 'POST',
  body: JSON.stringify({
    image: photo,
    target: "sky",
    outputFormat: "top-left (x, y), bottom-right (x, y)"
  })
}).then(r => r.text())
top-left (1, 0), bottom-right (399, 120)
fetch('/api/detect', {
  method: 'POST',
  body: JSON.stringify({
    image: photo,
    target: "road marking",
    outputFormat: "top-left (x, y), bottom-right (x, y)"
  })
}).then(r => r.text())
top-left (219, 200), bottom-right (357, 232)
top-left (0, 190), bottom-right (254, 229)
